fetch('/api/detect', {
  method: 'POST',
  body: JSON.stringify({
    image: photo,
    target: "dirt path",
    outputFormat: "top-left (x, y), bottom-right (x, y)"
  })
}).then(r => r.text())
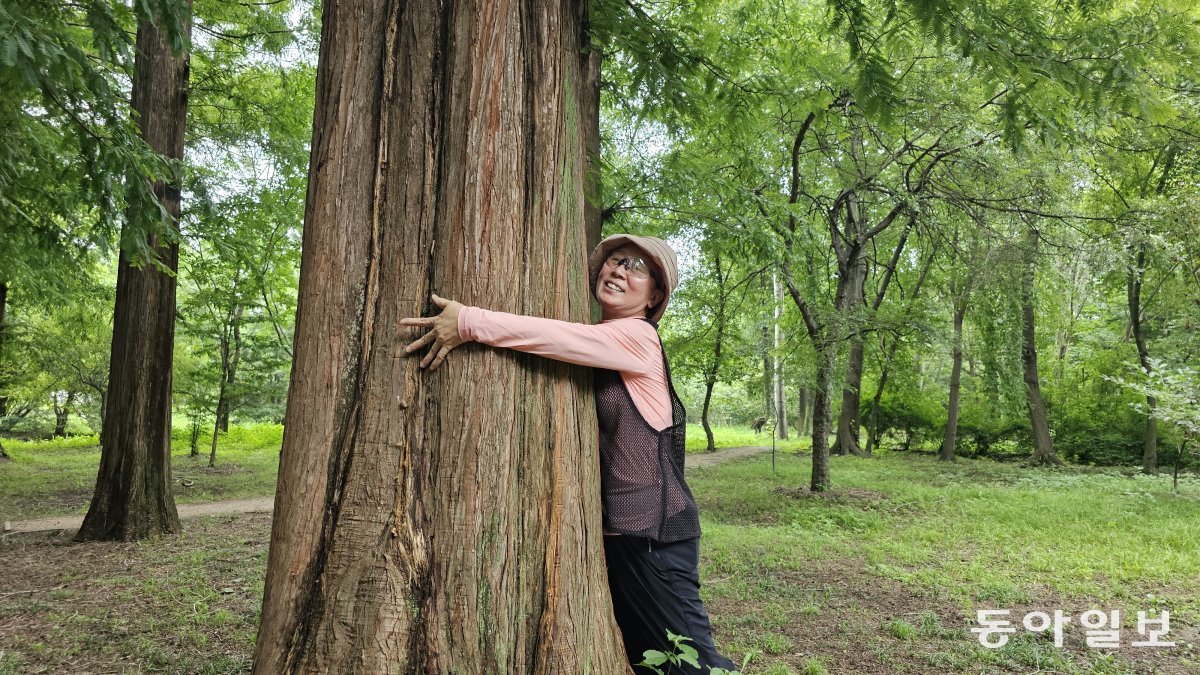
top-left (4, 445), bottom-right (771, 534)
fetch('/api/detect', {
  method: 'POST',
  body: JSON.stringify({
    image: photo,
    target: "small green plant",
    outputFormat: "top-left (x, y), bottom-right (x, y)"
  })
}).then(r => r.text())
top-left (885, 618), bottom-right (917, 640)
top-left (636, 631), bottom-right (743, 675)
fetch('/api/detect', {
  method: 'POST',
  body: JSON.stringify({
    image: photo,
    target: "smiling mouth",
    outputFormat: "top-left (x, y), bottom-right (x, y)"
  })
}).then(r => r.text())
top-left (604, 281), bottom-right (624, 293)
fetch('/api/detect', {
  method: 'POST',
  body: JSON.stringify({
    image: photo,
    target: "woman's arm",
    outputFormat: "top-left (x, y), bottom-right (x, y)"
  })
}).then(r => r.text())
top-left (400, 294), bottom-right (661, 374)
top-left (457, 306), bottom-right (660, 374)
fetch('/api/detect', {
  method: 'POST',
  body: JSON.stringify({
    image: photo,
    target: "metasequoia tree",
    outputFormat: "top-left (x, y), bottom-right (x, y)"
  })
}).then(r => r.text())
top-left (77, 2), bottom-right (192, 542)
top-left (252, 0), bottom-right (627, 672)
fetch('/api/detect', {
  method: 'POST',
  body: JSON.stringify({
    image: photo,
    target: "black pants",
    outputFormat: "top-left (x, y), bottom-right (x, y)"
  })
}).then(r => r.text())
top-left (604, 535), bottom-right (736, 673)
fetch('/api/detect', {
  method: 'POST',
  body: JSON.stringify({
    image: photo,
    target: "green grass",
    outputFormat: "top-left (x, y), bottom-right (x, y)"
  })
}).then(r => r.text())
top-left (685, 423), bottom-right (810, 454)
top-left (695, 451), bottom-right (1200, 600)
top-left (694, 450), bottom-right (1200, 672)
top-left (0, 424), bottom-right (283, 520)
top-left (4, 427), bottom-right (1198, 672)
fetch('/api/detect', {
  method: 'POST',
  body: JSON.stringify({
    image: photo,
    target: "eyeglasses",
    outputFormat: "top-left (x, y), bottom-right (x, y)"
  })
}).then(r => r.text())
top-left (604, 255), bottom-right (653, 279)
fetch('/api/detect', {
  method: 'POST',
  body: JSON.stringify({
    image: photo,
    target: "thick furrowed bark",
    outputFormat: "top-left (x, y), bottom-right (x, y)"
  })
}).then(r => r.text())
top-left (76, 5), bottom-right (190, 542)
top-left (252, 0), bottom-right (626, 672)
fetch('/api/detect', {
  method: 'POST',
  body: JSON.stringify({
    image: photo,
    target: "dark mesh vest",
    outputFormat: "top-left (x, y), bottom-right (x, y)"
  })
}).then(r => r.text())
top-left (594, 319), bottom-right (700, 543)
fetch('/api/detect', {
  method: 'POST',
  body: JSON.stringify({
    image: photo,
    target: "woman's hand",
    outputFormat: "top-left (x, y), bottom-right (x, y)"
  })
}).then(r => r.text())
top-left (400, 293), bottom-right (467, 371)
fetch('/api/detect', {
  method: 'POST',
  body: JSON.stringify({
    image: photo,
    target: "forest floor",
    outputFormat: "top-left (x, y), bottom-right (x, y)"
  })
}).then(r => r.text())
top-left (2, 445), bottom-right (1198, 674)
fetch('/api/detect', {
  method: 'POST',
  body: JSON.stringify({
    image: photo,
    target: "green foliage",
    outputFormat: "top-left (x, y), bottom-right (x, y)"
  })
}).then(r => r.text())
top-left (863, 389), bottom-right (943, 450)
top-left (637, 630), bottom-right (745, 674)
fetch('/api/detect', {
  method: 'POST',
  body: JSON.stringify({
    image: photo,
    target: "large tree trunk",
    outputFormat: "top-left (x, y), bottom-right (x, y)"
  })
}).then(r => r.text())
top-left (940, 300), bottom-right (967, 461)
top-left (76, 5), bottom-right (190, 542)
top-left (1022, 228), bottom-right (1060, 466)
top-left (251, 0), bottom-right (627, 672)
top-left (1128, 246), bottom-right (1157, 473)
top-left (581, 44), bottom-right (602, 253)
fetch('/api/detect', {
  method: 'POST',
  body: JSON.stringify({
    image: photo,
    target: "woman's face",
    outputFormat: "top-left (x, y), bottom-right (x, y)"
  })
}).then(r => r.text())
top-left (595, 246), bottom-right (665, 320)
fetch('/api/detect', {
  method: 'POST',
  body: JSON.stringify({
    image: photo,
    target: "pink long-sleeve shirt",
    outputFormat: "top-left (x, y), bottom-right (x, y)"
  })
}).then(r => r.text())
top-left (457, 307), bottom-right (672, 431)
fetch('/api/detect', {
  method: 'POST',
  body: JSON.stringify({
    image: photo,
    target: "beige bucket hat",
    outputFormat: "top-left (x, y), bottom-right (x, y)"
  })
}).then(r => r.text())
top-left (588, 234), bottom-right (679, 322)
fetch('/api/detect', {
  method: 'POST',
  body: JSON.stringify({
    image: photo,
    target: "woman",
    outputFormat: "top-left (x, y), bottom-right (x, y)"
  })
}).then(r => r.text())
top-left (401, 234), bottom-right (735, 672)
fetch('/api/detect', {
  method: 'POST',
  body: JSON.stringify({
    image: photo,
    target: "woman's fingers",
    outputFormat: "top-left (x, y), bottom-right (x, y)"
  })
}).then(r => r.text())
top-left (398, 317), bottom-right (434, 328)
top-left (431, 293), bottom-right (448, 308)
top-left (419, 343), bottom-right (439, 369)
top-left (404, 330), bottom-right (436, 354)
top-left (429, 345), bottom-right (452, 371)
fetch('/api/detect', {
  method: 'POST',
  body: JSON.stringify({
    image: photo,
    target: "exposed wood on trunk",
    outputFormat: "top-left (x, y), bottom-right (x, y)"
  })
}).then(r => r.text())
top-left (1022, 228), bottom-right (1061, 466)
top-left (76, 5), bottom-right (190, 542)
top-left (251, 0), bottom-right (627, 671)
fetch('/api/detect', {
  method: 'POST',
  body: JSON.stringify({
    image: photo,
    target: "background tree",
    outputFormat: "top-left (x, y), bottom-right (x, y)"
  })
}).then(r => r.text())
top-left (77, 0), bottom-right (193, 542)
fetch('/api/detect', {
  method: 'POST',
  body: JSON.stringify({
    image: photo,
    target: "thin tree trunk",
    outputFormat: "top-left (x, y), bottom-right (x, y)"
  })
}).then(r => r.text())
top-left (831, 200), bottom-right (868, 457)
top-left (189, 417), bottom-right (200, 457)
top-left (865, 365), bottom-right (888, 454)
top-left (54, 392), bottom-right (73, 437)
top-left (833, 337), bottom-right (865, 455)
top-left (773, 272), bottom-right (788, 439)
top-left (810, 343), bottom-right (836, 490)
top-left (702, 379), bottom-right (717, 453)
top-left (1022, 228), bottom-right (1060, 466)
top-left (217, 305), bottom-right (242, 433)
top-left (797, 385), bottom-right (809, 435)
top-left (702, 254), bottom-right (728, 454)
top-left (252, 0), bottom-right (627, 671)
top-left (216, 304), bottom-right (242, 434)
top-left (0, 281), bottom-right (8, 419)
top-left (762, 323), bottom-right (773, 421)
top-left (940, 300), bottom-right (967, 461)
top-left (77, 5), bottom-right (190, 541)
top-left (209, 377), bottom-right (224, 468)
top-left (835, 220), bottom-right (912, 456)
top-left (1128, 246), bottom-right (1157, 473)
